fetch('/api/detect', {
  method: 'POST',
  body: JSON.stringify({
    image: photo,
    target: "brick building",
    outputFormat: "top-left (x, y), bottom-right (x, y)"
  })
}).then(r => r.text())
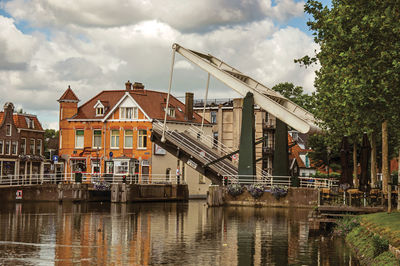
top-left (58, 81), bottom-right (212, 197)
top-left (0, 102), bottom-right (45, 182)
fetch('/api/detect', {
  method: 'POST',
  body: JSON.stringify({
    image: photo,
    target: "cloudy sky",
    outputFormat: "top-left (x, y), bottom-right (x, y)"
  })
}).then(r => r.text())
top-left (0, 0), bottom-right (330, 129)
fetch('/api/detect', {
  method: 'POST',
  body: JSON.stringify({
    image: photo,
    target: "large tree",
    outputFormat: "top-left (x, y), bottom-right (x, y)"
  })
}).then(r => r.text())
top-left (298, 0), bottom-right (400, 191)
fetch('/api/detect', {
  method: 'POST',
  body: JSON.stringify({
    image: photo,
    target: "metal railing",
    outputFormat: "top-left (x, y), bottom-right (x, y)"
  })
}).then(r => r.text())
top-left (0, 173), bottom-right (188, 187)
top-left (224, 175), bottom-right (339, 189)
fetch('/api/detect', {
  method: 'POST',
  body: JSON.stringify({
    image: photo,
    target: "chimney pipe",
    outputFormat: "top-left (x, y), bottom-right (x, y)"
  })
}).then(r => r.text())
top-left (185, 92), bottom-right (194, 121)
top-left (133, 82), bottom-right (144, 90)
top-left (125, 80), bottom-right (132, 90)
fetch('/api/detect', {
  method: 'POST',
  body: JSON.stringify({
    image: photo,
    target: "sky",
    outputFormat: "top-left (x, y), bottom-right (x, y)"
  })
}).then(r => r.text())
top-left (0, 0), bottom-right (331, 129)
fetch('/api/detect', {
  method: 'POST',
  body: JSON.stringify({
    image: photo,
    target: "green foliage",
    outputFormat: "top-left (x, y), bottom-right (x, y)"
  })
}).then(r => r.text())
top-left (372, 235), bottom-right (389, 257)
top-left (45, 129), bottom-right (59, 139)
top-left (334, 216), bottom-right (360, 236)
top-left (271, 82), bottom-right (315, 112)
top-left (299, 0), bottom-right (400, 150)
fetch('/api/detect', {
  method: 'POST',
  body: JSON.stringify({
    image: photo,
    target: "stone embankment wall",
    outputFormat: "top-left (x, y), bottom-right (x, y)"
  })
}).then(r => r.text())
top-left (111, 183), bottom-right (188, 203)
top-left (0, 183), bottom-right (188, 202)
top-left (208, 186), bottom-right (318, 207)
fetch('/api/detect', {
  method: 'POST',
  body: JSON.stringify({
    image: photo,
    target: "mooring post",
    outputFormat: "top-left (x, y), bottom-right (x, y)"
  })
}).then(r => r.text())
top-left (343, 191), bottom-right (346, 205)
top-left (317, 188), bottom-right (321, 207)
top-left (363, 192), bottom-right (367, 207)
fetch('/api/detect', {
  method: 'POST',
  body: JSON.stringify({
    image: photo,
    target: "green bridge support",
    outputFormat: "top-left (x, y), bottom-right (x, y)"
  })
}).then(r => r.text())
top-left (273, 118), bottom-right (289, 177)
top-left (238, 92), bottom-right (256, 182)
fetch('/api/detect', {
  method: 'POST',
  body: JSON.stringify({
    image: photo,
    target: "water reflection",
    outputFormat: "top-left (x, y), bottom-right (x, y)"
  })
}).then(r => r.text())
top-left (0, 202), bottom-right (357, 265)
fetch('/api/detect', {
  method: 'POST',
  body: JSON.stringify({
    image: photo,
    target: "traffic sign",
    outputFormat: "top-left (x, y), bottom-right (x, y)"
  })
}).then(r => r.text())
top-left (52, 155), bottom-right (59, 163)
top-left (109, 151), bottom-right (113, 158)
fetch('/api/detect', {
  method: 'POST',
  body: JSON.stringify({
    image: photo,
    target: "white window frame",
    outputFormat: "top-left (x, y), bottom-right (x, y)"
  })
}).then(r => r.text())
top-left (30, 138), bottom-right (35, 155)
top-left (20, 138), bottom-right (26, 155)
top-left (92, 130), bottom-right (102, 149)
top-left (110, 130), bottom-right (120, 149)
top-left (5, 140), bottom-right (11, 155)
top-left (137, 129), bottom-right (147, 149)
top-left (114, 160), bottom-right (129, 175)
top-left (6, 124), bottom-right (11, 136)
top-left (59, 130), bottom-right (62, 149)
top-left (75, 129), bottom-right (84, 149)
top-left (36, 139), bottom-right (42, 155)
top-left (12, 141), bottom-right (18, 155)
top-left (120, 107), bottom-right (138, 120)
top-left (96, 107), bottom-right (104, 116)
top-left (124, 130), bottom-right (133, 149)
top-left (0, 140), bottom-right (3, 155)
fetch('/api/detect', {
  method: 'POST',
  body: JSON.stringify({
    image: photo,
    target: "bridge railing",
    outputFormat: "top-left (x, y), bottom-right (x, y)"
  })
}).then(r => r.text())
top-left (186, 124), bottom-right (272, 179)
top-left (0, 173), bottom-right (188, 186)
top-left (153, 121), bottom-right (237, 177)
top-left (224, 175), bottom-right (339, 189)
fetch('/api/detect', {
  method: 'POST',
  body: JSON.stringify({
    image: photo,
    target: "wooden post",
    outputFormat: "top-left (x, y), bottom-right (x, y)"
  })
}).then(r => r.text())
top-left (317, 188), bottom-right (321, 207)
top-left (397, 186), bottom-right (400, 211)
top-left (388, 183), bottom-right (392, 213)
top-left (382, 120), bottom-right (389, 194)
top-left (370, 132), bottom-right (377, 188)
top-left (353, 142), bottom-right (358, 188)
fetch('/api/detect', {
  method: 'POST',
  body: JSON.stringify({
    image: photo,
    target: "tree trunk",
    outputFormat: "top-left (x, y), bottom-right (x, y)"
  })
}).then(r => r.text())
top-left (370, 131), bottom-right (377, 188)
top-left (382, 120), bottom-right (389, 194)
top-left (353, 141), bottom-right (358, 188)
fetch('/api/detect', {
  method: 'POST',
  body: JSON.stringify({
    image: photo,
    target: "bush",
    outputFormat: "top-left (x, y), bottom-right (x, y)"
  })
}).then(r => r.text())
top-left (227, 183), bottom-right (243, 197)
top-left (334, 216), bottom-right (360, 236)
top-left (372, 235), bottom-right (389, 257)
top-left (270, 186), bottom-right (288, 200)
top-left (248, 183), bottom-right (264, 199)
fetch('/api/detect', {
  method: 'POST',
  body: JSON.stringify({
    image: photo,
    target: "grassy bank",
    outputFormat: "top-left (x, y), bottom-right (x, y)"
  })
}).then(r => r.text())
top-left (336, 213), bottom-right (400, 265)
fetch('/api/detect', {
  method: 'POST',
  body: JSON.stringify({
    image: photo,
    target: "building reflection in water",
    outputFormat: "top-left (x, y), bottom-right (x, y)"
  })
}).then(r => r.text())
top-left (0, 202), bottom-right (356, 265)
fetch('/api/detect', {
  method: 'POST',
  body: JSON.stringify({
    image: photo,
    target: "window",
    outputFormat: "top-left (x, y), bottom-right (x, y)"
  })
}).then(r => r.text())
top-left (25, 117), bottom-right (34, 129)
top-left (124, 130), bottom-right (133, 148)
top-left (199, 173), bottom-right (206, 184)
top-left (105, 161), bottom-right (114, 174)
top-left (20, 138), bottom-right (26, 155)
top-left (12, 141), bottom-right (17, 155)
top-left (5, 141), bottom-right (10, 155)
top-left (6, 124), bottom-right (11, 136)
top-left (138, 130), bottom-right (147, 149)
top-left (115, 160), bottom-right (129, 174)
top-left (59, 130), bottom-right (62, 149)
top-left (120, 107), bottom-right (138, 119)
top-left (96, 107), bottom-right (104, 116)
top-left (92, 160), bottom-right (100, 173)
top-left (93, 130), bottom-right (102, 148)
top-left (30, 139), bottom-right (35, 154)
top-left (167, 107), bottom-right (175, 117)
top-left (210, 111), bottom-right (217, 124)
top-left (36, 139), bottom-right (42, 155)
top-left (213, 132), bottom-right (218, 149)
top-left (0, 140), bottom-right (3, 154)
top-left (75, 130), bottom-right (84, 148)
top-left (110, 130), bottom-right (119, 149)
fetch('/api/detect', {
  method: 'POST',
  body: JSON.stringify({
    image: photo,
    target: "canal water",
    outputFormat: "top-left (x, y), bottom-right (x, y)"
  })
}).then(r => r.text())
top-left (0, 201), bottom-right (358, 265)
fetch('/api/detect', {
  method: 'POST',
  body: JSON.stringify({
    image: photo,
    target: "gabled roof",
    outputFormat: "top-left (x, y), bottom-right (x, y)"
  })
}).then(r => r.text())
top-left (288, 133), bottom-right (314, 169)
top-left (58, 86), bottom-right (79, 102)
top-left (71, 89), bottom-right (206, 124)
top-left (0, 112), bottom-right (44, 131)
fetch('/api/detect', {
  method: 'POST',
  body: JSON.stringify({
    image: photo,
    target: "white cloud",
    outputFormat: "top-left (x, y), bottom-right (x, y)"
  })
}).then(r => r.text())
top-left (0, 16), bottom-right (38, 70)
top-left (4, 0), bottom-right (305, 32)
top-left (0, 0), bottom-right (318, 130)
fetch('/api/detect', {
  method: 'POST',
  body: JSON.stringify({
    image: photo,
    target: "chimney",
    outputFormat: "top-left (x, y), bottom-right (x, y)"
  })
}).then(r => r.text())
top-left (133, 82), bottom-right (144, 90)
top-left (185, 92), bottom-right (194, 121)
top-left (3, 102), bottom-right (14, 117)
top-left (125, 80), bottom-right (132, 90)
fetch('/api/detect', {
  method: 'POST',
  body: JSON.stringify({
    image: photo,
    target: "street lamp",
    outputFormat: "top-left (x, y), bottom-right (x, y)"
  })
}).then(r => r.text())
top-left (327, 146), bottom-right (331, 179)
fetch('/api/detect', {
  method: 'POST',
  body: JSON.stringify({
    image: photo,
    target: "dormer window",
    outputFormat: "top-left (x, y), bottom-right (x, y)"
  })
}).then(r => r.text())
top-left (94, 100), bottom-right (105, 117)
top-left (96, 107), bottom-right (104, 116)
top-left (164, 107), bottom-right (175, 118)
top-left (25, 117), bottom-right (35, 129)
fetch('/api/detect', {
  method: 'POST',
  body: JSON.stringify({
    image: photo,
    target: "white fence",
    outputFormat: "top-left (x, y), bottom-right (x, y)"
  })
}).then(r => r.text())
top-left (0, 173), bottom-right (187, 187)
top-left (224, 175), bottom-right (339, 189)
